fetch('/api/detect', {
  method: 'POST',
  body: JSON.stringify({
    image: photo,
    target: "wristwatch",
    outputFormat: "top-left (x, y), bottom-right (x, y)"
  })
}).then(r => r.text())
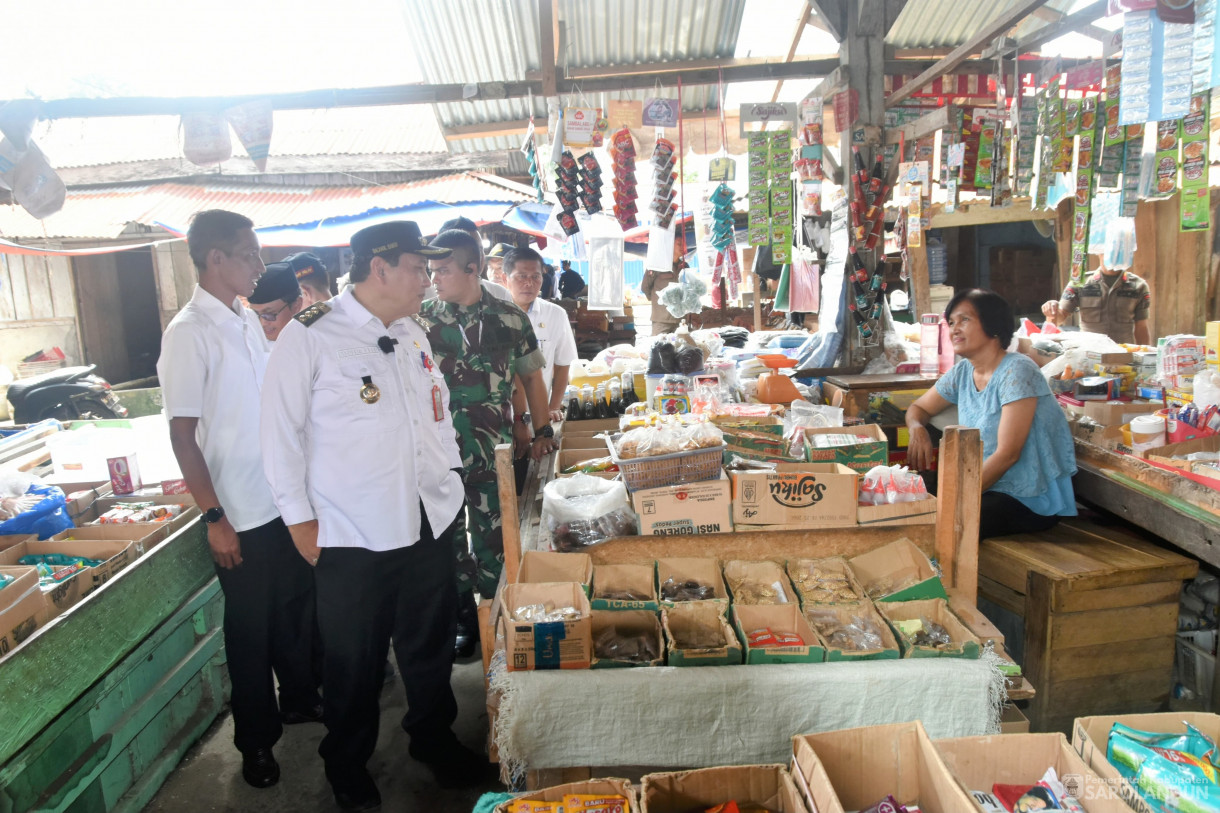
top-left (532, 424), bottom-right (555, 441)
top-left (202, 506), bottom-right (225, 524)
top-left (518, 412), bottom-right (530, 425)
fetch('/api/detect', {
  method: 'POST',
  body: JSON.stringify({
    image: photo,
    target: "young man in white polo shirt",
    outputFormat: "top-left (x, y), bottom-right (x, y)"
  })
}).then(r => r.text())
top-left (157, 210), bottom-right (321, 790)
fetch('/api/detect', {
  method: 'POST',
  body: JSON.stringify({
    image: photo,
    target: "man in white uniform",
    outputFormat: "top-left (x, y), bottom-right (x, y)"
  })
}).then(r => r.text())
top-left (506, 246), bottom-right (578, 422)
top-left (158, 209), bottom-right (320, 791)
top-left (261, 221), bottom-right (483, 811)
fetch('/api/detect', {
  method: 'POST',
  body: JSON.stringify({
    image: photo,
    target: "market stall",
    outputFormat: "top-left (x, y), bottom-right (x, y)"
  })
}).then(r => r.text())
top-left (0, 421), bottom-right (218, 813)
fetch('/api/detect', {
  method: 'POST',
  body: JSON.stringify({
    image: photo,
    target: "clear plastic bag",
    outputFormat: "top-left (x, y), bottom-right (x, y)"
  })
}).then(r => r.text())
top-left (859, 465), bottom-right (928, 505)
top-left (542, 473), bottom-right (637, 551)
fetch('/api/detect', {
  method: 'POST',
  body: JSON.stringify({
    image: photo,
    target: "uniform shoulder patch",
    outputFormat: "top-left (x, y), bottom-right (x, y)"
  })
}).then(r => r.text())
top-left (294, 302), bottom-right (331, 327)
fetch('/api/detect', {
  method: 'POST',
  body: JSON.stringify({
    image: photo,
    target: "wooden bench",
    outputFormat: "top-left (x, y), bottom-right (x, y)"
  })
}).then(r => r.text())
top-left (978, 518), bottom-right (1198, 734)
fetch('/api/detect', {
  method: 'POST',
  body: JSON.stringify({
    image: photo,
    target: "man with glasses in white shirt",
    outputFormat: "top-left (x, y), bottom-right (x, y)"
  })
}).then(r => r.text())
top-left (248, 261), bottom-right (305, 342)
top-left (158, 210), bottom-right (321, 791)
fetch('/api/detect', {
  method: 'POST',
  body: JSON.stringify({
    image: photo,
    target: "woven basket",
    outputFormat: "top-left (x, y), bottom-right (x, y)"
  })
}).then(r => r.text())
top-left (605, 433), bottom-right (725, 491)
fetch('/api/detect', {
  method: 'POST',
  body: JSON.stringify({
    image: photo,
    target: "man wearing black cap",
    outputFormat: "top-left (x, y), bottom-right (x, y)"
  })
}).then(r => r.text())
top-left (262, 221), bottom-right (483, 810)
top-left (418, 229), bottom-right (556, 657)
top-left (436, 215), bottom-right (513, 302)
top-left (248, 261), bottom-right (305, 342)
top-left (281, 251), bottom-right (334, 308)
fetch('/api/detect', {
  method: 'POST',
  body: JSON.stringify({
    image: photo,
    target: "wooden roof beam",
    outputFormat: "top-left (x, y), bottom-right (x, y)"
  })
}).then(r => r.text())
top-left (886, 0), bottom-right (1053, 108)
top-left (772, 2), bottom-right (815, 103)
top-left (809, 0), bottom-right (846, 42)
top-left (538, 0), bottom-right (558, 99)
top-left (1016, 0), bottom-right (1108, 54)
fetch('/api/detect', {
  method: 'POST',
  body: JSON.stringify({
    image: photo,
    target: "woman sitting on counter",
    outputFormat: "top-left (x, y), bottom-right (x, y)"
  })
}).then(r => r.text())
top-left (906, 289), bottom-right (1077, 540)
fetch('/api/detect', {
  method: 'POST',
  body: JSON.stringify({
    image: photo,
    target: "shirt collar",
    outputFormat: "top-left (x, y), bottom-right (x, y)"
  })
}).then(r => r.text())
top-left (190, 284), bottom-right (243, 323)
top-left (334, 287), bottom-right (410, 333)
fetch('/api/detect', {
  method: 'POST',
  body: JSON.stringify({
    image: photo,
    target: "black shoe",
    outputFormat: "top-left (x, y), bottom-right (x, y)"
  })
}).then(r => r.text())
top-left (281, 702), bottom-right (324, 725)
top-left (332, 770), bottom-right (381, 811)
top-left (455, 592), bottom-right (480, 659)
top-left (241, 748), bottom-right (280, 789)
top-left (408, 730), bottom-right (491, 789)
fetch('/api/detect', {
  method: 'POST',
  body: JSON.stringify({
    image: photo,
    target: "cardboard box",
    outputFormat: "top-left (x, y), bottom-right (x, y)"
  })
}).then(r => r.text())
top-left (563, 417), bottom-right (622, 435)
top-left (936, 733), bottom-right (1129, 813)
top-left (787, 556), bottom-right (868, 607)
top-left (494, 778), bottom-right (637, 813)
top-left (79, 495), bottom-right (199, 534)
top-left (1087, 350), bottom-right (1135, 364)
top-left (499, 582), bottom-right (592, 671)
top-left (733, 603), bottom-right (824, 664)
top-left (857, 496), bottom-right (938, 527)
top-left (804, 602), bottom-right (901, 661)
top-left (631, 473), bottom-right (733, 536)
top-left (1207, 321), bottom-right (1220, 366)
top-left (591, 609), bottom-right (665, 668)
top-left (0, 539), bottom-right (134, 612)
top-left (555, 448), bottom-right (617, 478)
top-left (803, 424), bottom-right (889, 473)
top-left (876, 598), bottom-right (982, 659)
top-left (1142, 434), bottom-right (1220, 469)
top-left (790, 722), bottom-right (976, 813)
top-left (1062, 398), bottom-right (1163, 426)
top-left (560, 434), bottom-right (614, 451)
top-left (1072, 713), bottom-right (1220, 813)
top-left (0, 535), bottom-right (34, 555)
top-left (0, 565), bottom-right (55, 658)
top-left (723, 559), bottom-right (798, 605)
top-left (656, 557), bottom-right (730, 610)
top-left (518, 551), bottom-right (593, 593)
top-left (999, 704), bottom-right (1030, 734)
top-left (730, 463), bottom-right (858, 527)
top-left (641, 764), bottom-right (808, 813)
top-left (51, 522), bottom-right (173, 557)
top-left (591, 563), bottom-right (660, 611)
top-left (849, 538), bottom-right (947, 601)
top-left (661, 602), bottom-right (742, 666)
top-left (41, 479), bottom-right (113, 519)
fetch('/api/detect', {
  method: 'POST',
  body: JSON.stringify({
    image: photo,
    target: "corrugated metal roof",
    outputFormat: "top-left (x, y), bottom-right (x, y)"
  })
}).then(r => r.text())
top-left (33, 106), bottom-right (448, 170)
top-left (404, 0), bottom-right (746, 154)
top-left (0, 172), bottom-right (532, 240)
top-left (886, 0), bottom-right (1080, 49)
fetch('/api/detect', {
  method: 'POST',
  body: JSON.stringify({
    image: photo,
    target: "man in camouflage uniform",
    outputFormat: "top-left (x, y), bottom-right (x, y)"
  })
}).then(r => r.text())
top-left (418, 229), bottom-right (556, 657)
top-left (1042, 264), bottom-right (1152, 344)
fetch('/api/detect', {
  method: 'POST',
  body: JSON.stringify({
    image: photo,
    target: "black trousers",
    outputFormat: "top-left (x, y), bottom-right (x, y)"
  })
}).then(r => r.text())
top-left (978, 491), bottom-right (1061, 540)
top-left (314, 507), bottom-right (460, 788)
top-left (214, 517), bottom-right (320, 754)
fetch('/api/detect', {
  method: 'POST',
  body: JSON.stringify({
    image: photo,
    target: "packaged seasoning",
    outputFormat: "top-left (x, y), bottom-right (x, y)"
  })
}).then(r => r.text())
top-left (660, 578), bottom-right (715, 602)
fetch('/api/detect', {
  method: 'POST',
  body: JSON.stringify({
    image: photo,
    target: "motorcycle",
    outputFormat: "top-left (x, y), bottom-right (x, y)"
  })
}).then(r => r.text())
top-left (6, 365), bottom-right (128, 424)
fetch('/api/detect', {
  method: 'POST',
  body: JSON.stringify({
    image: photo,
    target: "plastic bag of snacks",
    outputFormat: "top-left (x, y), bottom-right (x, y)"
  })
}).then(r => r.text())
top-left (858, 465), bottom-right (928, 505)
top-left (542, 474), bottom-right (637, 551)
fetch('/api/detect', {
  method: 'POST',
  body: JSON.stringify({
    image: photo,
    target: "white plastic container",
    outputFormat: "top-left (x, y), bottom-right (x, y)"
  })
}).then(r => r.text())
top-left (1130, 413), bottom-right (1167, 454)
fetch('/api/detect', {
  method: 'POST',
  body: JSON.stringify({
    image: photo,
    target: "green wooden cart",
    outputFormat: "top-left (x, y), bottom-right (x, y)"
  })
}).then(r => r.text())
top-left (0, 519), bottom-right (224, 813)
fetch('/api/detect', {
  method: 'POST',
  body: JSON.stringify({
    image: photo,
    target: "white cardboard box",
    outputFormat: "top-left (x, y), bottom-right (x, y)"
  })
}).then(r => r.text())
top-left (631, 473), bottom-right (732, 535)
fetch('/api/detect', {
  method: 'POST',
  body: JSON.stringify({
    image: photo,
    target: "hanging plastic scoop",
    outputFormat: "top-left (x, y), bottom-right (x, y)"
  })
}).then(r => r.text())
top-left (756, 354), bottom-right (801, 404)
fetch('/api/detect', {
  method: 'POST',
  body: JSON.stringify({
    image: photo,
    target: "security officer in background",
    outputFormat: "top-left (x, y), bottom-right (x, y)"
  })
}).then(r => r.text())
top-left (1042, 219), bottom-right (1152, 345)
top-left (282, 251), bottom-right (334, 307)
top-left (418, 229), bottom-right (556, 658)
top-left (248, 261), bottom-right (305, 342)
top-left (261, 221), bottom-right (485, 811)
top-left (486, 242), bottom-right (511, 288)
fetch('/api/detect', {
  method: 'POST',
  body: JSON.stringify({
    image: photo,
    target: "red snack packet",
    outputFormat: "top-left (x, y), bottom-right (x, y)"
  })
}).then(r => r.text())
top-left (773, 631), bottom-right (805, 647)
top-left (653, 138), bottom-right (675, 163)
top-left (747, 627), bottom-right (778, 647)
top-left (992, 784), bottom-right (1037, 813)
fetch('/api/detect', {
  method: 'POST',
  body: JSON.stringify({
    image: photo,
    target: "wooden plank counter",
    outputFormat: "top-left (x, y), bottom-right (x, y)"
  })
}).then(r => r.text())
top-left (1072, 437), bottom-right (1220, 569)
top-left (822, 373), bottom-right (940, 420)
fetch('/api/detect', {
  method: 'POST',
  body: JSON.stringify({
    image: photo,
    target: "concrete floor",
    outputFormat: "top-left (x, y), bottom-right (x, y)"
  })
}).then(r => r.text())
top-left (142, 655), bottom-right (502, 813)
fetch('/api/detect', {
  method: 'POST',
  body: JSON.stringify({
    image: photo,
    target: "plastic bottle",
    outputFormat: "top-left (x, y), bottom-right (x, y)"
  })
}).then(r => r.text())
top-left (608, 379), bottom-right (624, 415)
top-left (565, 385), bottom-right (581, 421)
top-left (580, 384), bottom-right (596, 420)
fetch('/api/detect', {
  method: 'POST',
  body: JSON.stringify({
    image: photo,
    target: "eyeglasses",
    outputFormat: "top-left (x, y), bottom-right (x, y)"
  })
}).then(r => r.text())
top-left (256, 302), bottom-right (292, 322)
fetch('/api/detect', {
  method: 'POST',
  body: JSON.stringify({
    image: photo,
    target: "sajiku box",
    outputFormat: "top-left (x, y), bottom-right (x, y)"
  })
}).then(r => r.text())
top-left (631, 473), bottom-right (733, 536)
top-left (730, 463), bottom-right (858, 528)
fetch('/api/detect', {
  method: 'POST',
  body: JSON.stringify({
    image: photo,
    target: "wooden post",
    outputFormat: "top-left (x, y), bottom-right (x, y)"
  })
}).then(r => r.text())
top-left (909, 240), bottom-right (932, 319)
top-left (495, 442), bottom-right (522, 584)
top-left (935, 425), bottom-right (982, 603)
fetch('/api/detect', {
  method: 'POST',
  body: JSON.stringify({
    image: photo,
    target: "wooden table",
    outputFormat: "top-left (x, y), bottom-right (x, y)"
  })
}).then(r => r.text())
top-left (822, 373), bottom-right (940, 420)
top-left (978, 519), bottom-right (1197, 735)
